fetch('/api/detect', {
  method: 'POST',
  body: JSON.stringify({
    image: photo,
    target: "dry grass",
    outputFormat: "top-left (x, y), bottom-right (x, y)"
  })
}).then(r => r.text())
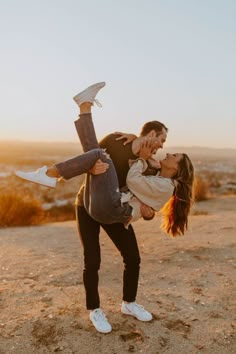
top-left (193, 175), bottom-right (209, 201)
top-left (0, 172), bottom-right (81, 227)
top-left (0, 191), bottom-right (44, 227)
top-left (44, 203), bottom-right (76, 222)
top-left (1, 141), bottom-right (235, 227)
top-left (0, 190), bottom-right (76, 227)
top-left (191, 209), bottom-right (209, 216)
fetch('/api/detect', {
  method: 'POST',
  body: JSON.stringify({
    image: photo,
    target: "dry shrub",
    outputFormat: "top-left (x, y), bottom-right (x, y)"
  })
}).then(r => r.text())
top-left (44, 203), bottom-right (75, 222)
top-left (191, 209), bottom-right (209, 216)
top-left (193, 175), bottom-right (209, 201)
top-left (0, 191), bottom-right (44, 227)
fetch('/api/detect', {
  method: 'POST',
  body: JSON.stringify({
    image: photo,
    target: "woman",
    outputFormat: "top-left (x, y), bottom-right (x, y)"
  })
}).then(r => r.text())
top-left (16, 82), bottom-right (194, 236)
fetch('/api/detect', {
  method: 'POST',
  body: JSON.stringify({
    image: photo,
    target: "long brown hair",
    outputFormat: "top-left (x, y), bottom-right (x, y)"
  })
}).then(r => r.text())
top-left (160, 154), bottom-right (194, 237)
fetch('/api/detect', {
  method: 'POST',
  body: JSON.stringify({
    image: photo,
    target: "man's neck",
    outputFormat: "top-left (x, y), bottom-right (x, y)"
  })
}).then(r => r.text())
top-left (131, 137), bottom-right (142, 156)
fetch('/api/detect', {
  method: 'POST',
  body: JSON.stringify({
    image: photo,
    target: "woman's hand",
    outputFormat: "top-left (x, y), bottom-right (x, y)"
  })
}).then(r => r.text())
top-left (139, 137), bottom-right (157, 160)
top-left (140, 203), bottom-right (155, 220)
top-left (115, 132), bottom-right (137, 145)
top-left (89, 159), bottom-right (109, 175)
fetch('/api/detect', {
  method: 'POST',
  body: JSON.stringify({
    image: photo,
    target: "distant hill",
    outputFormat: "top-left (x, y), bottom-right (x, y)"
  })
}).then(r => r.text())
top-left (0, 140), bottom-right (235, 164)
top-left (158, 146), bottom-right (236, 160)
top-left (0, 141), bottom-right (83, 164)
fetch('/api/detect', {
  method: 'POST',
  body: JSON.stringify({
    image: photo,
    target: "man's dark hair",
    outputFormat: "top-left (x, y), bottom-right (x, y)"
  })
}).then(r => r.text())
top-left (140, 121), bottom-right (168, 137)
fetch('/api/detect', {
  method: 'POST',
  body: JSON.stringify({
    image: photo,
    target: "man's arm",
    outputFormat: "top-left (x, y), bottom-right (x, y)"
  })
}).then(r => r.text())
top-left (89, 159), bottom-right (109, 175)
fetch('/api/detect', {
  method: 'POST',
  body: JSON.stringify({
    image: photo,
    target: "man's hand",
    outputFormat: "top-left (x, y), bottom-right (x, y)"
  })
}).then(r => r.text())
top-left (148, 157), bottom-right (161, 170)
top-left (140, 203), bottom-right (155, 220)
top-left (89, 159), bottom-right (109, 175)
top-left (115, 132), bottom-right (137, 145)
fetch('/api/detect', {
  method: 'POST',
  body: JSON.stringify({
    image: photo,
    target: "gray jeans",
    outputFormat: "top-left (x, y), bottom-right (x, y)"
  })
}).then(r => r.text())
top-left (56, 114), bottom-right (132, 224)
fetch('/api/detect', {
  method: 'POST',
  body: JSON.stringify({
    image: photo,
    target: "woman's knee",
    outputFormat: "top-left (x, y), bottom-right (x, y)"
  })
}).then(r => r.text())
top-left (93, 148), bottom-right (110, 162)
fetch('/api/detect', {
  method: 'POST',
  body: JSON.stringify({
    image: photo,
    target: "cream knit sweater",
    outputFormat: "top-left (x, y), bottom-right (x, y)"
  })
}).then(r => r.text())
top-left (121, 159), bottom-right (175, 222)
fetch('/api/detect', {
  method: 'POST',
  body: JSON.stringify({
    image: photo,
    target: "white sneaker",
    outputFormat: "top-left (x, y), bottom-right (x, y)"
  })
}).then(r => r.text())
top-left (15, 166), bottom-right (57, 188)
top-left (89, 308), bottom-right (112, 334)
top-left (121, 301), bottom-right (153, 322)
top-left (73, 82), bottom-right (106, 107)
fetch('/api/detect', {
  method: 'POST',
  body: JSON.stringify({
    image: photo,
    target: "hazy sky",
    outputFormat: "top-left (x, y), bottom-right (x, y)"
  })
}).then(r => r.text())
top-left (1, 0), bottom-right (235, 148)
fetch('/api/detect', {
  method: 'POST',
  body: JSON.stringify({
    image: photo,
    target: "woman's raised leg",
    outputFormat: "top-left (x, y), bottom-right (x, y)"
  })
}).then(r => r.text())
top-left (74, 107), bottom-right (132, 225)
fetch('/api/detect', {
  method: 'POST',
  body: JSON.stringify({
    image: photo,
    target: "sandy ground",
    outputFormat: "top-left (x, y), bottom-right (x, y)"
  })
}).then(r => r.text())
top-left (0, 195), bottom-right (235, 354)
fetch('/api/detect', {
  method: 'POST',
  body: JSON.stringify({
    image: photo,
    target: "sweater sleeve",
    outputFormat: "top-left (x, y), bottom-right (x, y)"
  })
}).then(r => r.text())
top-left (126, 159), bottom-right (174, 210)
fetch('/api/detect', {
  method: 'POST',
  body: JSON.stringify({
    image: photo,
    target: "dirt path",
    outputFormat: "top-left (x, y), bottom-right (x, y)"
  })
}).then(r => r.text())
top-left (0, 196), bottom-right (235, 353)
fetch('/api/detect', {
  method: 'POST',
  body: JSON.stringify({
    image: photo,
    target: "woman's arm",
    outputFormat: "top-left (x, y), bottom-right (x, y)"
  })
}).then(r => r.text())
top-left (127, 159), bottom-right (174, 211)
top-left (114, 132), bottom-right (137, 145)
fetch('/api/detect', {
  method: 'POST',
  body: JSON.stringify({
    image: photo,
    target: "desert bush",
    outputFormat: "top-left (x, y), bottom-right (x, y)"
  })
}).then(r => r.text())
top-left (41, 191), bottom-right (55, 203)
top-left (193, 175), bottom-right (209, 201)
top-left (44, 203), bottom-right (75, 222)
top-left (0, 191), bottom-right (44, 227)
top-left (191, 209), bottom-right (209, 216)
top-left (205, 172), bottom-right (221, 188)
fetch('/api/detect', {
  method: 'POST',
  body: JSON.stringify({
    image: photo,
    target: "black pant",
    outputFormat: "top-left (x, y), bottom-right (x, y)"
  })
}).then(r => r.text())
top-left (75, 204), bottom-right (141, 310)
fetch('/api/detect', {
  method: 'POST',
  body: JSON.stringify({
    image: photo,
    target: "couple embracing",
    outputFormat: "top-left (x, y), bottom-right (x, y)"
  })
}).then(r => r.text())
top-left (16, 82), bottom-right (194, 334)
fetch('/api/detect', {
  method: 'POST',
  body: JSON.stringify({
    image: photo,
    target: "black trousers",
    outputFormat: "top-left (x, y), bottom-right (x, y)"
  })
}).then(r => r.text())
top-left (75, 204), bottom-right (141, 310)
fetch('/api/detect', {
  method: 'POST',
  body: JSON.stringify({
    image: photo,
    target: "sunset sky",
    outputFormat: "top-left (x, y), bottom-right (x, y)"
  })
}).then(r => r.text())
top-left (1, 0), bottom-right (235, 148)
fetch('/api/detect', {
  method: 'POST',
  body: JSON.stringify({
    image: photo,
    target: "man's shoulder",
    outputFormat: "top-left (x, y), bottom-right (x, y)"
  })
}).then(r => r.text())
top-left (99, 133), bottom-right (136, 161)
top-left (99, 133), bottom-right (119, 145)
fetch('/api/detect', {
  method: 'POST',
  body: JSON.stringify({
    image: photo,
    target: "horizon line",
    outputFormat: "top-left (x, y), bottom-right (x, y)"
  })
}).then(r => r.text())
top-left (0, 139), bottom-right (236, 150)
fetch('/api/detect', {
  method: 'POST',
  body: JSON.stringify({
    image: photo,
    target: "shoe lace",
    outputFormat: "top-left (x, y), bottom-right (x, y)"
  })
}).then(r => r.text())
top-left (133, 303), bottom-right (145, 312)
top-left (94, 98), bottom-right (102, 107)
top-left (94, 309), bottom-right (107, 322)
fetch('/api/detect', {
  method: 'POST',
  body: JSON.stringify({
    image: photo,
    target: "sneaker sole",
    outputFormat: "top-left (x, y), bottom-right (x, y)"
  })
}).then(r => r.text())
top-left (89, 321), bottom-right (112, 334)
top-left (15, 173), bottom-right (56, 188)
top-left (121, 309), bottom-right (153, 322)
top-left (73, 82), bottom-right (106, 103)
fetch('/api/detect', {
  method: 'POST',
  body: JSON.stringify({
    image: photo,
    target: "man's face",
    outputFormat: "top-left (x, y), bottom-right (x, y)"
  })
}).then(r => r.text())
top-left (146, 128), bottom-right (167, 154)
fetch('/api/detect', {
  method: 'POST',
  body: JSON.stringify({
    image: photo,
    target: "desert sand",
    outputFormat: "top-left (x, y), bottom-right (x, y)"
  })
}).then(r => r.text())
top-left (0, 196), bottom-right (235, 354)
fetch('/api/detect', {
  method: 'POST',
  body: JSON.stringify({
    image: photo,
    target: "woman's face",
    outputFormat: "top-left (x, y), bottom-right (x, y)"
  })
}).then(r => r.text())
top-left (160, 153), bottom-right (183, 171)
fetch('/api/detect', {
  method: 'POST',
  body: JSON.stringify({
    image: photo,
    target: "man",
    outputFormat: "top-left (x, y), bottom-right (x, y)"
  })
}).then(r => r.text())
top-left (74, 82), bottom-right (168, 333)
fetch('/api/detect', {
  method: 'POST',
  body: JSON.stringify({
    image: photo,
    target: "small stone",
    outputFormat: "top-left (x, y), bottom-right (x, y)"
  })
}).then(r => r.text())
top-left (54, 346), bottom-right (64, 352)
